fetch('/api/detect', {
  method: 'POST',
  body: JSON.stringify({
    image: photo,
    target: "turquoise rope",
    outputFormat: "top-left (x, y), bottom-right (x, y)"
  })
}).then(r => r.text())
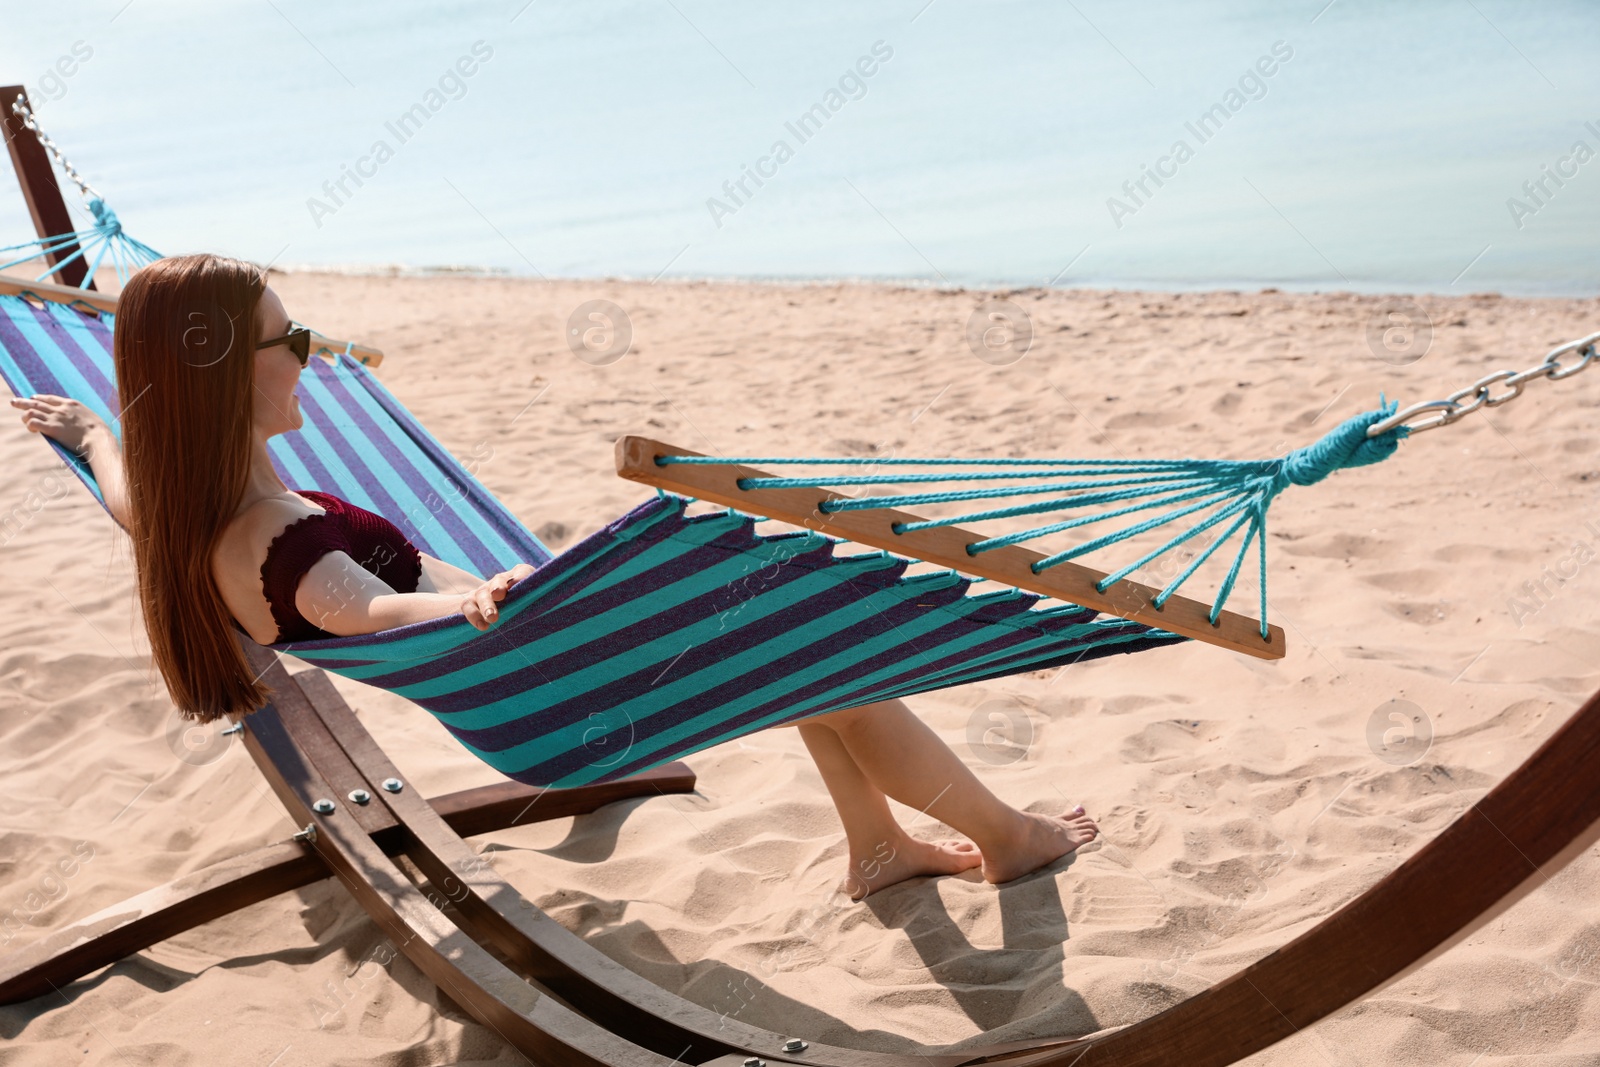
top-left (829, 471), bottom-right (1211, 515)
top-left (1080, 492), bottom-right (1257, 583)
top-left (980, 478), bottom-right (1252, 553)
top-left (1215, 504), bottom-right (1262, 627)
top-left (0, 198), bottom-right (161, 287)
top-left (745, 461), bottom-right (1218, 489)
top-left (657, 399), bottom-right (1409, 638)
top-left (1154, 507), bottom-right (1252, 611)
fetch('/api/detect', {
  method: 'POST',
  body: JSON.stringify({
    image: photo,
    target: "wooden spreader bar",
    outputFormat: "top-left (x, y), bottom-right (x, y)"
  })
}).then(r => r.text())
top-left (615, 436), bottom-right (1286, 659)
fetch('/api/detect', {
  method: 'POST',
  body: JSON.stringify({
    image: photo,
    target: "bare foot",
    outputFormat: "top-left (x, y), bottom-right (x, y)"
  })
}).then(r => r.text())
top-left (839, 835), bottom-right (983, 901)
top-left (979, 806), bottom-right (1099, 885)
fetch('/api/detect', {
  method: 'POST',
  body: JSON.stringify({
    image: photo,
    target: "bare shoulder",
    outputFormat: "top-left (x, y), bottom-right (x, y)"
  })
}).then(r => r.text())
top-left (215, 494), bottom-right (323, 568)
top-left (211, 495), bottom-right (328, 642)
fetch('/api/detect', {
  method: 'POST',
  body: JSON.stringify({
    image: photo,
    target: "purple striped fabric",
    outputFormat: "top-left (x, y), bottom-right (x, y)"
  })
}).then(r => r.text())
top-left (0, 303), bottom-right (73, 404)
top-left (288, 494), bottom-right (1187, 789)
top-left (353, 527), bottom-right (841, 694)
top-left (292, 386), bottom-right (428, 549)
top-left (343, 359), bottom-right (553, 573)
top-left (279, 420), bottom-right (349, 501)
top-left (302, 359), bottom-right (516, 577)
top-left (443, 534), bottom-right (1093, 751)
top-left (30, 301), bottom-right (118, 412)
top-left (585, 630), bottom-right (1182, 787)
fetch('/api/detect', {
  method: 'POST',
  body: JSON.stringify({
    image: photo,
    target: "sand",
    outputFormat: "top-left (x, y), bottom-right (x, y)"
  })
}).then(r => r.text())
top-left (1, 270), bottom-right (1598, 1065)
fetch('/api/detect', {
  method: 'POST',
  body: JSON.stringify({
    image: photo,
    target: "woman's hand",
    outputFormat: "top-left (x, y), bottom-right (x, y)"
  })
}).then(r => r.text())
top-left (458, 563), bottom-right (537, 631)
top-left (289, 558), bottom-right (540, 640)
top-left (11, 393), bottom-right (131, 530)
top-left (10, 394), bottom-right (111, 457)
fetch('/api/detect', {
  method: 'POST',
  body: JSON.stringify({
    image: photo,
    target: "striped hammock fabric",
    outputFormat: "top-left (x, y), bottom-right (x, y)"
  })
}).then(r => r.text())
top-left (0, 291), bottom-right (1187, 788)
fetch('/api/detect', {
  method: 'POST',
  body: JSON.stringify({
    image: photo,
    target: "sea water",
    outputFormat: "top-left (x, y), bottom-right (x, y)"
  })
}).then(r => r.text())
top-left (1, 0), bottom-right (1596, 296)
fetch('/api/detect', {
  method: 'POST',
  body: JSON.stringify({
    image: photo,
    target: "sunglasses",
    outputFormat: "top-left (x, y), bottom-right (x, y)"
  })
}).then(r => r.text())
top-left (256, 323), bottom-right (313, 366)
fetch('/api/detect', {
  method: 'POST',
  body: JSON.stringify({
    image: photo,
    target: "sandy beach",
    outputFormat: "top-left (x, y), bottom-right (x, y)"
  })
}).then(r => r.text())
top-left (2, 270), bottom-right (1598, 1065)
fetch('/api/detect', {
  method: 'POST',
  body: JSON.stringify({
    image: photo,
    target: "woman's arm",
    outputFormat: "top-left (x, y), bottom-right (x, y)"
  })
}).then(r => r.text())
top-left (415, 551), bottom-right (493, 595)
top-left (296, 550), bottom-right (536, 635)
top-left (10, 395), bottom-right (130, 530)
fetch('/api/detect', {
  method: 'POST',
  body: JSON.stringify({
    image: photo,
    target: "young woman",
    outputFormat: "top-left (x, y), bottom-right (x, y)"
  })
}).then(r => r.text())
top-left (11, 252), bottom-right (1098, 899)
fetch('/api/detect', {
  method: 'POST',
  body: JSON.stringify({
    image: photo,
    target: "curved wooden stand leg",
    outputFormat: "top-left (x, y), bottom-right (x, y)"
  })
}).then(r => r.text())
top-left (0, 842), bottom-right (320, 1005)
top-left (960, 684), bottom-right (1600, 1067)
top-left (285, 667), bottom-right (960, 1067)
top-left (241, 679), bottom-right (691, 1067)
top-left (0, 747), bottom-right (695, 1006)
top-left (15, 634), bottom-right (1595, 1067)
top-left (251, 644), bottom-right (1600, 1067)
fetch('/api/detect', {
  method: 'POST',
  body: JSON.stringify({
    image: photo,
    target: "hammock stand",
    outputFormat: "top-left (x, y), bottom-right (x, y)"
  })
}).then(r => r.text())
top-left (4, 95), bottom-right (1600, 1065)
top-left (7, 624), bottom-right (1597, 1067)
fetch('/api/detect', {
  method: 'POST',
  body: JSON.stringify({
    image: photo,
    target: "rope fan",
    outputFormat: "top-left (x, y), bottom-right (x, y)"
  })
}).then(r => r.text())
top-left (617, 332), bottom-right (1599, 657)
top-left (0, 93), bottom-right (161, 287)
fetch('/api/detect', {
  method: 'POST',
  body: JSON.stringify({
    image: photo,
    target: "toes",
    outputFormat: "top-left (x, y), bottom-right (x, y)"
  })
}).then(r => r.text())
top-left (929, 839), bottom-right (977, 852)
top-left (1061, 813), bottom-right (1099, 843)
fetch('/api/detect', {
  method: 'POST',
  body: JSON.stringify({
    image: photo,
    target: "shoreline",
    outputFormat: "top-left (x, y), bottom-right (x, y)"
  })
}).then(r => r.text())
top-left (266, 262), bottom-right (1598, 301)
top-left (6, 260), bottom-right (1597, 304)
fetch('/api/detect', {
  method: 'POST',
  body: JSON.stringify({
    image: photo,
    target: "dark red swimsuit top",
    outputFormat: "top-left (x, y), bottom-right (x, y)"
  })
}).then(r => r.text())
top-left (260, 490), bottom-right (423, 643)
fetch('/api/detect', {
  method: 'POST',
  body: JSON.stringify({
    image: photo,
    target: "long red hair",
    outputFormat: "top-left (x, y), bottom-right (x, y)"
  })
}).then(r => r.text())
top-left (114, 253), bottom-right (270, 723)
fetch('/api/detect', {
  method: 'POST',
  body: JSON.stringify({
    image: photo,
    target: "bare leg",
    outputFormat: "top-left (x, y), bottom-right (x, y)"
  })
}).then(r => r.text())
top-left (782, 698), bottom-right (1099, 896)
top-left (796, 719), bottom-right (981, 900)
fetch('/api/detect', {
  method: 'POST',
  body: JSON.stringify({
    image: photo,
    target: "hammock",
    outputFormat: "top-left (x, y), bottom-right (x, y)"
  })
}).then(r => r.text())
top-left (0, 288), bottom-right (1205, 788)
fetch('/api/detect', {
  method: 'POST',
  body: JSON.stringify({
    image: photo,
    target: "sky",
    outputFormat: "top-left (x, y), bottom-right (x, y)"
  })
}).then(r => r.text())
top-left (1, 0), bottom-right (1596, 295)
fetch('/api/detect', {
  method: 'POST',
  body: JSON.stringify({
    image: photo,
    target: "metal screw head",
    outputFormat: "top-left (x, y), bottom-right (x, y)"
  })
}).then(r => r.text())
top-left (381, 777), bottom-right (403, 793)
top-left (348, 788), bottom-right (371, 805)
top-left (311, 798), bottom-right (335, 815)
top-left (782, 1039), bottom-right (808, 1053)
top-left (744, 1059), bottom-right (766, 1067)
top-left (291, 822), bottom-right (317, 844)
top-left (220, 721), bottom-right (244, 736)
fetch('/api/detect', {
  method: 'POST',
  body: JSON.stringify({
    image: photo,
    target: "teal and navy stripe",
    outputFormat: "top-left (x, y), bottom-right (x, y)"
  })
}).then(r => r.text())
top-left (287, 493), bottom-right (1185, 788)
top-left (0, 292), bottom-right (1187, 790)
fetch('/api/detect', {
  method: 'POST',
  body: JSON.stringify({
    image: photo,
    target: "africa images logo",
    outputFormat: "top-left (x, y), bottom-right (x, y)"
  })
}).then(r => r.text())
top-left (306, 41), bottom-right (495, 229)
top-left (705, 40), bottom-right (895, 228)
top-left (1106, 40), bottom-right (1294, 229)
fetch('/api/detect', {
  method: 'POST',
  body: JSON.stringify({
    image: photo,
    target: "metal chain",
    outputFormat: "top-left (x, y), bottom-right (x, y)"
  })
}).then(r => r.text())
top-left (1366, 329), bottom-right (1600, 437)
top-left (8, 92), bottom-right (100, 201)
